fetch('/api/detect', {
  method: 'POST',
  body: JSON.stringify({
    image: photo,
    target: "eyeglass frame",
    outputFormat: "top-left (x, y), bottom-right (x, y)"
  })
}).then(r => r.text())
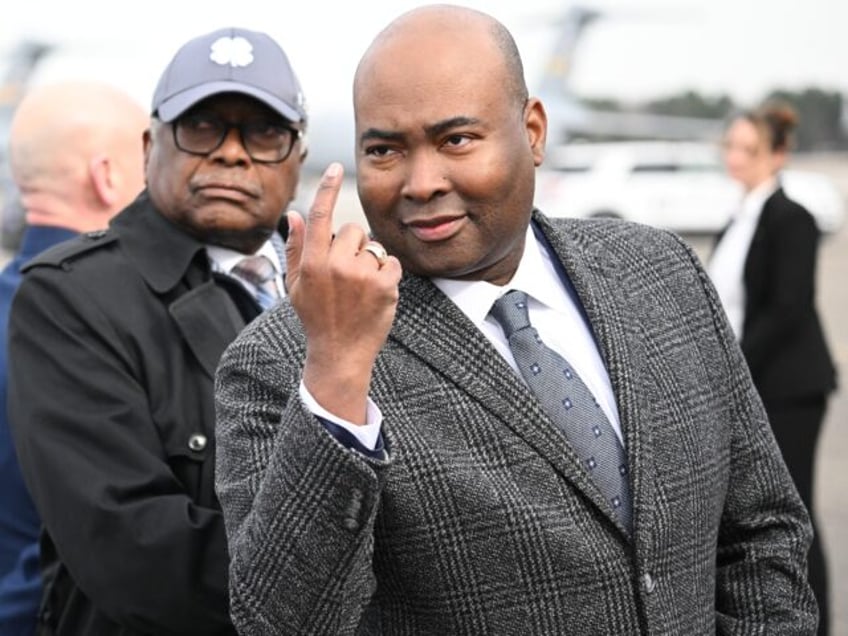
top-left (166, 112), bottom-right (304, 164)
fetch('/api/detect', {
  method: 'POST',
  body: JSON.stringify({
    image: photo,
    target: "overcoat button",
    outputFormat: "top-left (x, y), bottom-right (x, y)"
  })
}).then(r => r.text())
top-left (188, 434), bottom-right (207, 452)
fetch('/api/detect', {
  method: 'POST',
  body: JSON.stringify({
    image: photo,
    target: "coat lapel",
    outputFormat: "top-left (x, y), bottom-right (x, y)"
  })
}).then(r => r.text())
top-left (742, 193), bottom-right (773, 301)
top-left (536, 215), bottom-right (656, 541)
top-left (168, 280), bottom-right (248, 378)
top-left (386, 214), bottom-right (654, 539)
top-left (110, 193), bottom-right (265, 379)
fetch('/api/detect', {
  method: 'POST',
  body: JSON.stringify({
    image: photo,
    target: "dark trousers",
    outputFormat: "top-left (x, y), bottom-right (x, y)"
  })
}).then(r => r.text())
top-left (765, 396), bottom-right (829, 636)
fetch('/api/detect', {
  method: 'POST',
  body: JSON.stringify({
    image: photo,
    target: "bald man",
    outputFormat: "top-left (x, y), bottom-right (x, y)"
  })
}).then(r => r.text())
top-left (216, 6), bottom-right (816, 634)
top-left (0, 82), bottom-right (146, 634)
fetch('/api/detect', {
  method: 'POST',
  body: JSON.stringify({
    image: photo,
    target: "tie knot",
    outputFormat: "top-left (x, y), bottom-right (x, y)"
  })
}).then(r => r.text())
top-left (490, 289), bottom-right (531, 338)
top-left (231, 254), bottom-right (280, 309)
top-left (232, 254), bottom-right (276, 286)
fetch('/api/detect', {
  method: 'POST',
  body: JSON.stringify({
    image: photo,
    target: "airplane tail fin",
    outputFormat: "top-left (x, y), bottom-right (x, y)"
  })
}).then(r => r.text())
top-left (537, 6), bottom-right (600, 98)
top-left (0, 40), bottom-right (53, 108)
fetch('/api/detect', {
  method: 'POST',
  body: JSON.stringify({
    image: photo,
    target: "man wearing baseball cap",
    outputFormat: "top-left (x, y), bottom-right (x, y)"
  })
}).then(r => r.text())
top-left (7, 27), bottom-right (306, 634)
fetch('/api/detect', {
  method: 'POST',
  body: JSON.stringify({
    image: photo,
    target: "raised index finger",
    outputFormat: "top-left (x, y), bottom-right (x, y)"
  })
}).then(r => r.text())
top-left (303, 162), bottom-right (344, 259)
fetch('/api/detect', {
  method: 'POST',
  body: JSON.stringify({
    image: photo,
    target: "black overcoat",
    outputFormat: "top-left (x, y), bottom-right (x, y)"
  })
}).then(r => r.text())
top-left (9, 192), bottom-right (261, 635)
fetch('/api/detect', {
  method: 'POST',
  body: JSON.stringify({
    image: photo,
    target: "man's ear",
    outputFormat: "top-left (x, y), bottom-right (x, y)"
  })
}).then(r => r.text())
top-left (88, 154), bottom-right (117, 208)
top-left (524, 97), bottom-right (547, 167)
top-left (299, 137), bottom-right (309, 165)
top-left (142, 127), bottom-right (153, 181)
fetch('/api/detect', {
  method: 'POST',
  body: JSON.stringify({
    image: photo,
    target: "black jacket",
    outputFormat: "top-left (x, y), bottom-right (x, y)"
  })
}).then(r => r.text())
top-left (8, 192), bottom-right (262, 635)
top-left (739, 187), bottom-right (837, 401)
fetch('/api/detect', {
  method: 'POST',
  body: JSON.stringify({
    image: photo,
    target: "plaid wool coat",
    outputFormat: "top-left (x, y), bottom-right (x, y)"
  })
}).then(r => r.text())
top-left (215, 212), bottom-right (816, 635)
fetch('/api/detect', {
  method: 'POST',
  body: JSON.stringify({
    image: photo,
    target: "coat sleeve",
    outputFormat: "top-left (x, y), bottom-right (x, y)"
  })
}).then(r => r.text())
top-left (215, 312), bottom-right (391, 636)
top-left (7, 268), bottom-right (234, 635)
top-left (669, 232), bottom-right (818, 633)
top-left (741, 204), bottom-right (819, 375)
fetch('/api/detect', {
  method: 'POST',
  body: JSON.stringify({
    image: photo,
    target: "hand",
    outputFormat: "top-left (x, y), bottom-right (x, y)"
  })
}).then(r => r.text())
top-left (285, 163), bottom-right (402, 424)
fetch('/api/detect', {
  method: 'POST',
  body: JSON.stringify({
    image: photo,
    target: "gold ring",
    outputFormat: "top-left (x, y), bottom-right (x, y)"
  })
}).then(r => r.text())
top-left (362, 241), bottom-right (388, 267)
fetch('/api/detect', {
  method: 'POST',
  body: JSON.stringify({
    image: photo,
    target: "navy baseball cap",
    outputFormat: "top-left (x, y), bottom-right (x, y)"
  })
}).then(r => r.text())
top-left (151, 27), bottom-right (307, 124)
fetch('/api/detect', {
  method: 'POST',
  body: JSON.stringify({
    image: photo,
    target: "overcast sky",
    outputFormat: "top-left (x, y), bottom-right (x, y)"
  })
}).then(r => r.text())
top-left (2, 0), bottom-right (846, 112)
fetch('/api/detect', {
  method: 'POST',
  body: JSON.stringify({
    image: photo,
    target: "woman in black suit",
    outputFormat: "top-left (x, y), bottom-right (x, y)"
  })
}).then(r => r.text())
top-left (708, 104), bottom-right (837, 635)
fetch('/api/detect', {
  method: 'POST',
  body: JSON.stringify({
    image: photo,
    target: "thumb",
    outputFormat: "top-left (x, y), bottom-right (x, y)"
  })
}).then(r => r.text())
top-left (284, 210), bottom-right (305, 290)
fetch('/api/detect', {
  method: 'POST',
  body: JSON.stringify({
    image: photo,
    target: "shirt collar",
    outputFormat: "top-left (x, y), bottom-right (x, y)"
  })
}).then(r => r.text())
top-left (739, 176), bottom-right (779, 220)
top-left (206, 239), bottom-right (282, 276)
top-left (432, 223), bottom-right (567, 328)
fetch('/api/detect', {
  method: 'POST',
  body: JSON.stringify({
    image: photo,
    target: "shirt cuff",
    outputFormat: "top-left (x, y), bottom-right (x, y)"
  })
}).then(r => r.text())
top-left (298, 380), bottom-right (383, 450)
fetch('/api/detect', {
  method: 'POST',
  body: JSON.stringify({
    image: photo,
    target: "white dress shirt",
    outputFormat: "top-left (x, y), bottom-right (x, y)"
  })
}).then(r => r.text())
top-left (433, 224), bottom-right (623, 442)
top-left (708, 177), bottom-right (777, 339)
top-left (309, 223), bottom-right (623, 450)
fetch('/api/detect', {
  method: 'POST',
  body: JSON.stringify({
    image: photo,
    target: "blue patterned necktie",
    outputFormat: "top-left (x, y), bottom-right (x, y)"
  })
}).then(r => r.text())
top-left (231, 254), bottom-right (280, 310)
top-left (490, 289), bottom-right (632, 533)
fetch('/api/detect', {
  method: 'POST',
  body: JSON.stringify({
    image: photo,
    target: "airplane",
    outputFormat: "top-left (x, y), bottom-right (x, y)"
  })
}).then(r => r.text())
top-left (302, 5), bottom-right (724, 177)
top-left (295, 4), bottom-right (725, 222)
top-left (0, 5), bottom-right (727, 236)
top-left (0, 6), bottom-right (724, 172)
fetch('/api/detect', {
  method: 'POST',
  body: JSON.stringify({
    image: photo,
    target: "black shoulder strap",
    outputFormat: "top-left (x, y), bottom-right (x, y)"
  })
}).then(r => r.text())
top-left (22, 230), bottom-right (118, 273)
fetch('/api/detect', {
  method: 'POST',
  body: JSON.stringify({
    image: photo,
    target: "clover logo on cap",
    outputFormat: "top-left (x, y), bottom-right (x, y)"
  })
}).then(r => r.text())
top-left (209, 36), bottom-right (254, 68)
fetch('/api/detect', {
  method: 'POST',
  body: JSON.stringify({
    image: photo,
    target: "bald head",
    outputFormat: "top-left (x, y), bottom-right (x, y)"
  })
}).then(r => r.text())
top-left (352, 4), bottom-right (547, 284)
top-left (355, 5), bottom-right (527, 109)
top-left (9, 81), bottom-right (148, 231)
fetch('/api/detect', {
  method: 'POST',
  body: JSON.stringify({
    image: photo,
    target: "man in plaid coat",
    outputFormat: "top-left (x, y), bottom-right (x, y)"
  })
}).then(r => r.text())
top-left (215, 6), bottom-right (816, 634)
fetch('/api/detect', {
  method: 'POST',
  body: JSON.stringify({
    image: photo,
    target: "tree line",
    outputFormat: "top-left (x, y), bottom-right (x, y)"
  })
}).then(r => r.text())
top-left (584, 87), bottom-right (847, 152)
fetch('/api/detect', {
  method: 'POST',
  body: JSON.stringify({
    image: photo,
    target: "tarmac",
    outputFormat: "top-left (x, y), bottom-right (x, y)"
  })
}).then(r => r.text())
top-left (814, 154), bottom-right (848, 633)
top-left (814, 230), bottom-right (847, 632)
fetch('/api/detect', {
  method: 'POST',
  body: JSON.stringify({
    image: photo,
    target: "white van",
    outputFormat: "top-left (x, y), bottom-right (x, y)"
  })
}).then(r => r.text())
top-left (535, 141), bottom-right (845, 235)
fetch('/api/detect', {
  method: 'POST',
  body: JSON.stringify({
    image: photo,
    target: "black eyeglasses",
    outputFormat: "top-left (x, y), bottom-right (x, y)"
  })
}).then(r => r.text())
top-left (172, 113), bottom-right (302, 163)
